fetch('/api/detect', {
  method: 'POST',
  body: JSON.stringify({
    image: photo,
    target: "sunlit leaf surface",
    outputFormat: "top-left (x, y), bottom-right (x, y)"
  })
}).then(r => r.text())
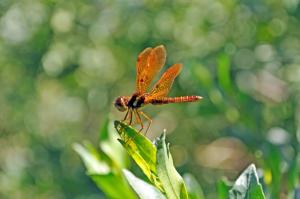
top-left (114, 120), bottom-right (163, 191)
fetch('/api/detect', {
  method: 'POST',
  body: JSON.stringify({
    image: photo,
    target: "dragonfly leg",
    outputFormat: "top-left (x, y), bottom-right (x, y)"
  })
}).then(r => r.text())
top-left (130, 109), bottom-right (140, 126)
top-left (134, 109), bottom-right (144, 132)
top-left (139, 111), bottom-right (152, 136)
top-left (122, 109), bottom-right (134, 144)
top-left (128, 109), bottom-right (133, 125)
top-left (122, 108), bottom-right (130, 121)
top-left (124, 110), bottom-right (142, 144)
top-left (120, 109), bottom-right (131, 142)
top-left (122, 109), bottom-right (134, 127)
top-left (122, 109), bottom-right (140, 127)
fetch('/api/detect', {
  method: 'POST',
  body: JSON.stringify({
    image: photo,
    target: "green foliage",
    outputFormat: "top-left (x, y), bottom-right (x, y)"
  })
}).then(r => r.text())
top-left (75, 121), bottom-right (193, 198)
top-left (75, 121), bottom-right (270, 198)
top-left (114, 121), bottom-right (189, 197)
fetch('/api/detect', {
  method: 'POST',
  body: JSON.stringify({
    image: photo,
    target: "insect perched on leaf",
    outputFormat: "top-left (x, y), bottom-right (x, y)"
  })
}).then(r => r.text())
top-left (114, 45), bottom-right (202, 134)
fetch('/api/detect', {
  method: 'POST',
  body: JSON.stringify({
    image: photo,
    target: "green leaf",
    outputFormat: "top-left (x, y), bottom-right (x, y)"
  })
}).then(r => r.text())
top-left (229, 164), bottom-right (266, 199)
top-left (114, 120), bottom-right (163, 191)
top-left (100, 120), bottom-right (128, 168)
top-left (89, 173), bottom-right (137, 199)
top-left (73, 143), bottom-right (137, 199)
top-left (183, 173), bottom-right (205, 199)
top-left (156, 133), bottom-right (189, 199)
top-left (217, 178), bottom-right (231, 199)
top-left (123, 169), bottom-right (167, 199)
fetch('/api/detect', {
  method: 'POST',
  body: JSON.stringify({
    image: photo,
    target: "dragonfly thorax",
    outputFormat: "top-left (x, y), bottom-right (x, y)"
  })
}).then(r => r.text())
top-left (127, 94), bottom-right (145, 109)
top-left (114, 94), bottom-right (145, 112)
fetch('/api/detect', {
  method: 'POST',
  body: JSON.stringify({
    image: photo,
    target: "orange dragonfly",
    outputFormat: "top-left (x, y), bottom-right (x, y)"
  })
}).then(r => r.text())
top-left (114, 45), bottom-right (202, 134)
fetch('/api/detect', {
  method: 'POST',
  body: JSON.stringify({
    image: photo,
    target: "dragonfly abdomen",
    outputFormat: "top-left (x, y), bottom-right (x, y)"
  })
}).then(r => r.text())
top-left (149, 96), bottom-right (202, 105)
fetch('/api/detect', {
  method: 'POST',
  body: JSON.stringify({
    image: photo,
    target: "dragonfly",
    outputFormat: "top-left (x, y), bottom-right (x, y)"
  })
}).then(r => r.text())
top-left (114, 45), bottom-right (202, 134)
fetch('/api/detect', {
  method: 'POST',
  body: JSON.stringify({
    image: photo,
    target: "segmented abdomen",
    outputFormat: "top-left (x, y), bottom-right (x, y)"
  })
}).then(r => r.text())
top-left (149, 96), bottom-right (202, 105)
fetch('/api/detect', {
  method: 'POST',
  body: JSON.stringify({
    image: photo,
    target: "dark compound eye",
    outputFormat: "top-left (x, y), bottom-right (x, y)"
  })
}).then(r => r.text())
top-left (114, 97), bottom-right (127, 112)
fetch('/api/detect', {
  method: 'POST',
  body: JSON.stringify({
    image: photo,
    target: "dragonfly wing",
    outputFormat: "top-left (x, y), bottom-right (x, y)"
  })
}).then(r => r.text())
top-left (145, 63), bottom-right (182, 101)
top-left (136, 47), bottom-right (152, 92)
top-left (136, 45), bottom-right (166, 94)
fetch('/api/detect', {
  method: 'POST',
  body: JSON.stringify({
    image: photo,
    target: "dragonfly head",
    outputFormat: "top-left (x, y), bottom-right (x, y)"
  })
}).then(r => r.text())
top-left (114, 96), bottom-right (128, 112)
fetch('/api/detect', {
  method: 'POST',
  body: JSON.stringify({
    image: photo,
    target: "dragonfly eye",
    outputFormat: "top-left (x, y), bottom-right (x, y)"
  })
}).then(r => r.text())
top-left (114, 97), bottom-right (127, 112)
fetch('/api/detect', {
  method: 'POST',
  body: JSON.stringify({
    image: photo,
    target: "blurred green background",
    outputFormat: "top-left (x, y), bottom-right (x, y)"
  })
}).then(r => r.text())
top-left (1, 0), bottom-right (300, 198)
